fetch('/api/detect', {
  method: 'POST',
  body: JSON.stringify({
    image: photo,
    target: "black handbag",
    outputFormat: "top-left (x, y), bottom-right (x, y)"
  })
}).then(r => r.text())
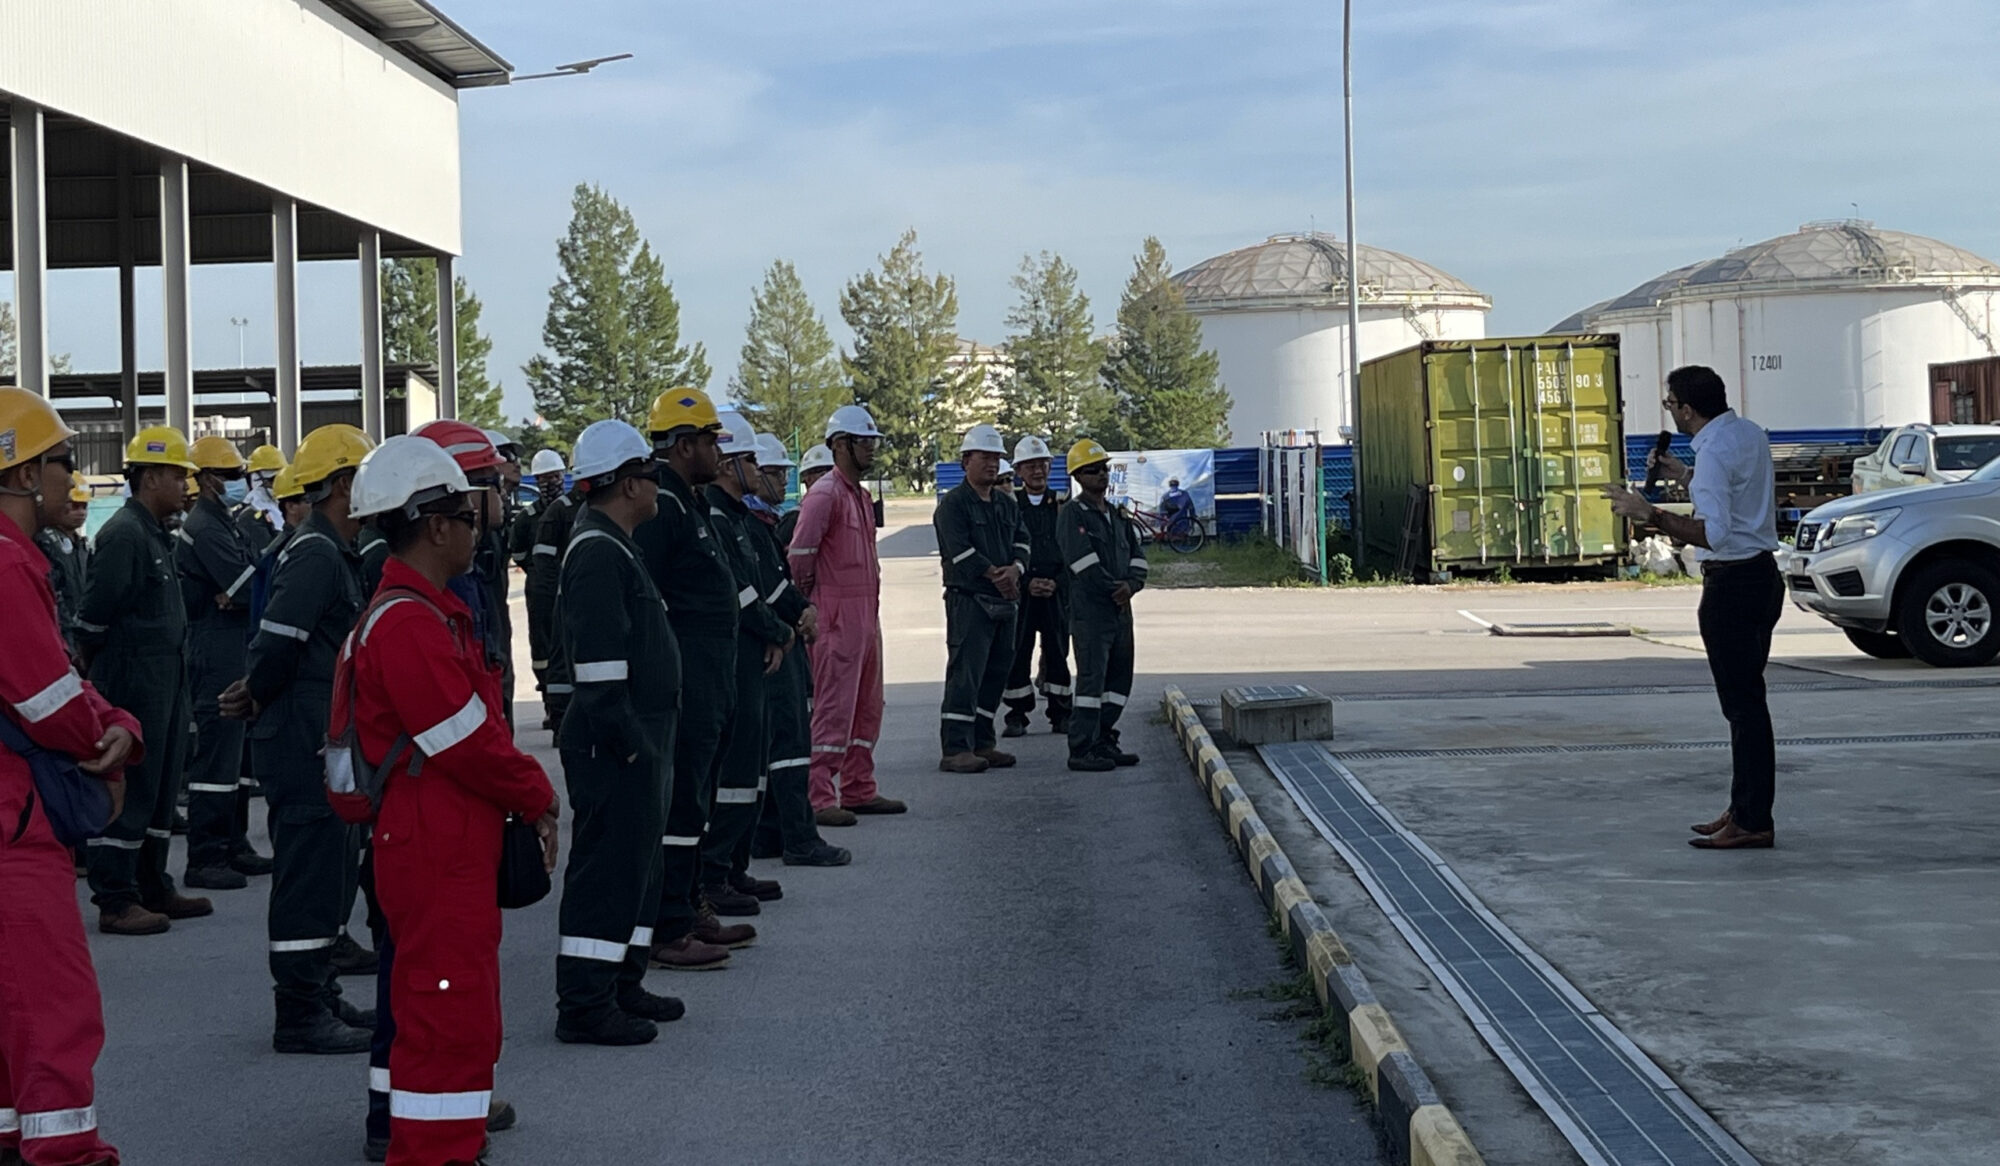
top-left (0, 711), bottom-right (113, 848)
top-left (496, 815), bottom-right (551, 910)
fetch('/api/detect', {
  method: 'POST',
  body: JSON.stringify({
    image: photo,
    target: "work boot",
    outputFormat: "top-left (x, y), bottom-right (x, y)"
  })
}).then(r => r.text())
top-left (1104, 747), bottom-right (1141, 767)
top-left (184, 865), bottom-right (249, 891)
top-left (694, 900), bottom-right (758, 948)
top-left (273, 1012), bottom-right (372, 1055)
top-left (615, 986), bottom-right (687, 1023)
top-left (649, 935), bottom-right (731, 971)
top-left (148, 892), bottom-right (213, 920)
top-left (847, 795), bottom-right (907, 815)
top-left (975, 748), bottom-right (1016, 768)
top-left (171, 808), bottom-right (190, 835)
top-left (1049, 717), bottom-right (1070, 735)
top-left (335, 998), bottom-right (378, 1031)
top-left (749, 840), bottom-right (784, 861)
top-left (487, 1100), bottom-right (517, 1132)
top-left (1002, 718), bottom-right (1028, 738)
top-left (782, 842), bottom-right (853, 867)
top-left (938, 752), bottom-right (989, 774)
top-left (555, 1009), bottom-right (659, 1046)
top-left (702, 882), bottom-right (762, 916)
top-left (729, 871), bottom-right (782, 901)
top-left (330, 932), bottom-right (381, 977)
top-left (99, 903), bottom-right (171, 936)
top-left (814, 806), bottom-right (858, 828)
top-left (230, 849), bottom-right (274, 877)
top-left (1067, 752), bottom-right (1116, 773)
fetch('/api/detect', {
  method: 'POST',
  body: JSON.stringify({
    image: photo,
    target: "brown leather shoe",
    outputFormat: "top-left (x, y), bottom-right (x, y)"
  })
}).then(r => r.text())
top-left (99, 903), bottom-right (172, 936)
top-left (1690, 809), bottom-right (1732, 836)
top-left (974, 748), bottom-right (1016, 768)
top-left (1688, 823), bottom-right (1774, 849)
top-left (693, 901), bottom-right (757, 948)
top-left (815, 806), bottom-right (858, 827)
top-left (847, 795), bottom-right (908, 814)
top-left (149, 892), bottom-right (214, 920)
top-left (938, 752), bottom-right (989, 774)
top-left (649, 934), bottom-right (732, 970)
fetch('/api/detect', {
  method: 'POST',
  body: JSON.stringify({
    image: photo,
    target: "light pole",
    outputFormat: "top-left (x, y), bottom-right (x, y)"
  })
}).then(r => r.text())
top-left (1342, 0), bottom-right (1365, 564)
top-left (230, 316), bottom-right (249, 368)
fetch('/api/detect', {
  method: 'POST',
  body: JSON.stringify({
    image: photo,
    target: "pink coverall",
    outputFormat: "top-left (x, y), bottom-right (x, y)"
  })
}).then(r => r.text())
top-left (788, 469), bottom-right (883, 811)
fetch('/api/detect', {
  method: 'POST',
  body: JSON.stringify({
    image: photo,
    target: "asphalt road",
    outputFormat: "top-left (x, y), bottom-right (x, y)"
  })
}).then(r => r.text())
top-left (74, 512), bottom-right (1383, 1166)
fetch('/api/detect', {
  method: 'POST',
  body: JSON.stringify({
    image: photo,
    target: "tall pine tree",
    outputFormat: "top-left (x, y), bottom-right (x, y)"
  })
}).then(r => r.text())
top-left (1100, 236), bottom-right (1231, 449)
top-left (730, 260), bottom-right (845, 451)
top-left (523, 183), bottom-right (710, 447)
top-left (838, 229), bottom-right (972, 488)
top-left (998, 251), bottom-right (1101, 449)
top-left (379, 258), bottom-right (505, 428)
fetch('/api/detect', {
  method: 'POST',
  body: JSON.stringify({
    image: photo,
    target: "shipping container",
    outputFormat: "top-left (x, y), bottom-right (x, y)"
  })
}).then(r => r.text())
top-left (1929, 356), bottom-right (2000, 425)
top-left (1358, 336), bottom-right (1625, 576)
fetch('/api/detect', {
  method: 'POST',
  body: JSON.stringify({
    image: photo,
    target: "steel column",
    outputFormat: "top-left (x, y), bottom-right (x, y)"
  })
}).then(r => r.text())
top-left (7, 100), bottom-right (50, 396)
top-left (358, 231), bottom-right (385, 439)
top-left (117, 146), bottom-right (139, 439)
top-left (160, 158), bottom-right (194, 435)
top-left (434, 253), bottom-right (459, 420)
top-left (272, 197), bottom-right (302, 453)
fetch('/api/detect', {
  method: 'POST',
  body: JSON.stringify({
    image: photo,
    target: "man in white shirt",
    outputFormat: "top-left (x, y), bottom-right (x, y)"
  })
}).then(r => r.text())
top-left (1606, 366), bottom-right (1783, 850)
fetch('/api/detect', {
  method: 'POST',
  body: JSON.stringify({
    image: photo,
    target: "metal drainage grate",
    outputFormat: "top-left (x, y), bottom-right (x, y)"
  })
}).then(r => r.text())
top-left (1335, 730), bottom-right (2000, 762)
top-left (1319, 676), bottom-right (2000, 703)
top-left (1261, 741), bottom-right (1760, 1166)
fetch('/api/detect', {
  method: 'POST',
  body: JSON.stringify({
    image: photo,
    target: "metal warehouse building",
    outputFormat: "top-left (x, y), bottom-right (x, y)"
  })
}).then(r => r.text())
top-left (2, 0), bottom-right (505, 448)
top-left (1552, 220), bottom-right (2000, 438)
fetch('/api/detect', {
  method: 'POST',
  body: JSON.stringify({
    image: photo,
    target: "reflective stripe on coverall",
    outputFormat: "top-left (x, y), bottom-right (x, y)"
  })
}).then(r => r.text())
top-left (176, 494), bottom-right (257, 871)
top-left (750, 504), bottom-right (823, 858)
top-left (525, 490), bottom-right (581, 724)
top-left (932, 482), bottom-right (1026, 755)
top-left (787, 469), bottom-right (883, 811)
top-left (0, 511), bottom-right (137, 1166)
top-left (1058, 498), bottom-right (1147, 759)
top-left (702, 484), bottom-right (792, 887)
top-left (1004, 489), bottom-right (1073, 728)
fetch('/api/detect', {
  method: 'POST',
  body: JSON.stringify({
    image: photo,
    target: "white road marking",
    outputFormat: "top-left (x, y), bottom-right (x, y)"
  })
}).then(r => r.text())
top-left (1456, 609), bottom-right (1495, 630)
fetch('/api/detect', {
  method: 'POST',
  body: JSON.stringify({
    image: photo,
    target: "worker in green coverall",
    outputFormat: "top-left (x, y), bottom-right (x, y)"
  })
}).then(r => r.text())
top-left (1057, 438), bottom-right (1146, 773)
top-left (932, 423), bottom-right (1028, 774)
top-left (79, 426), bottom-right (210, 936)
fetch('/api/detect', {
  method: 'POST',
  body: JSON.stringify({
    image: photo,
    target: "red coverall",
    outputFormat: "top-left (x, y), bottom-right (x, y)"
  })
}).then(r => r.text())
top-left (788, 469), bottom-right (884, 811)
top-left (0, 511), bottom-right (140, 1166)
top-left (343, 558), bottom-right (555, 1166)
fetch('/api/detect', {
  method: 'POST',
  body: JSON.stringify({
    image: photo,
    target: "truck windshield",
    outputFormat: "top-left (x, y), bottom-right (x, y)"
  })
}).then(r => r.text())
top-left (1971, 453), bottom-right (2000, 481)
top-left (1936, 436), bottom-right (2000, 472)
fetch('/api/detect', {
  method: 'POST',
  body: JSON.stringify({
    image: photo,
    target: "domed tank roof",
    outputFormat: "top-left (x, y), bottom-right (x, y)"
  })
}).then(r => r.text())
top-left (1676, 220), bottom-right (2000, 292)
top-left (1172, 232), bottom-right (1490, 310)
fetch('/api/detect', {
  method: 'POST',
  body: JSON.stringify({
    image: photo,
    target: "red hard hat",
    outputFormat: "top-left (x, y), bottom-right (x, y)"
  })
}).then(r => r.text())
top-left (411, 420), bottom-right (504, 474)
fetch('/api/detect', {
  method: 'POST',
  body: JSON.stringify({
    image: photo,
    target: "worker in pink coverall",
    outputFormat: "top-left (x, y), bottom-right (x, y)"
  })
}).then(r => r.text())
top-left (786, 406), bottom-right (907, 828)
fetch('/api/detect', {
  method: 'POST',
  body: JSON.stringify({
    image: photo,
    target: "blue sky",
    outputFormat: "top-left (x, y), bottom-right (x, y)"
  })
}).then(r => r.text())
top-left (22, 0), bottom-right (2000, 424)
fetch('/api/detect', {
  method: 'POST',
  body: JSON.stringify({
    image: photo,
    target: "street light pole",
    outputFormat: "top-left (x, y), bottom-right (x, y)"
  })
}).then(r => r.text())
top-left (1342, 0), bottom-right (1365, 564)
top-left (230, 315), bottom-right (249, 368)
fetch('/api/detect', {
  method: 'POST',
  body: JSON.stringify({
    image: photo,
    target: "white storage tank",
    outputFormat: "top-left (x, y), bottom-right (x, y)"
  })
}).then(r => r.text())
top-left (1554, 222), bottom-right (2000, 434)
top-left (1173, 232), bottom-right (1489, 442)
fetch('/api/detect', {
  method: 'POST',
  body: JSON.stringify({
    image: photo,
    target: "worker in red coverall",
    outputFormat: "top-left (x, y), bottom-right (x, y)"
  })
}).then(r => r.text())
top-left (341, 436), bottom-right (559, 1166)
top-left (787, 405), bottom-right (905, 827)
top-left (0, 387), bottom-right (140, 1166)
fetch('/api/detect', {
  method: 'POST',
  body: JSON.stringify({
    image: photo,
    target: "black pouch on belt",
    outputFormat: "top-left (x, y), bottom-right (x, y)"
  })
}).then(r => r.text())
top-left (496, 815), bottom-right (551, 909)
top-left (974, 593), bottom-right (1017, 622)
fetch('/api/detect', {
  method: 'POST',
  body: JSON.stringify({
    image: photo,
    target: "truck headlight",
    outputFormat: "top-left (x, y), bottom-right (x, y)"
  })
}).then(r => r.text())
top-left (1819, 509), bottom-right (1900, 551)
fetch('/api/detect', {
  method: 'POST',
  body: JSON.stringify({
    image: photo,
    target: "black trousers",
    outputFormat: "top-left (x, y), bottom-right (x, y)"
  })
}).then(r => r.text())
top-left (1697, 553), bottom-right (1785, 833)
top-left (658, 634), bottom-right (736, 941)
top-left (1004, 591), bottom-right (1072, 726)
top-left (755, 646), bottom-right (823, 858)
top-left (86, 650), bottom-right (188, 911)
top-left (255, 685), bottom-right (354, 1028)
top-left (558, 711), bottom-right (674, 1022)
top-left (1068, 603), bottom-right (1135, 760)
top-left (940, 591), bottom-right (1017, 755)
top-left (705, 636), bottom-right (769, 887)
top-left (185, 618), bottom-right (250, 871)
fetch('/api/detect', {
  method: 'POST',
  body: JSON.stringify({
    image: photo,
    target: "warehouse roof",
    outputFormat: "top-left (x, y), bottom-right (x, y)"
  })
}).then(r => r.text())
top-left (320, 0), bottom-right (513, 87)
top-left (1173, 232), bottom-right (1490, 310)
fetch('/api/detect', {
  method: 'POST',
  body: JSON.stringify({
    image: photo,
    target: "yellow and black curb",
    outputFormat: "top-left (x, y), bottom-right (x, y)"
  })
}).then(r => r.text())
top-left (1161, 686), bottom-right (1484, 1166)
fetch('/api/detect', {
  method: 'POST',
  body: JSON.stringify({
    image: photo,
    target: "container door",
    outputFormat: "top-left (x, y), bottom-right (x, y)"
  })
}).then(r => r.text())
top-left (1426, 344), bottom-right (1523, 565)
top-left (1518, 343), bottom-right (1622, 562)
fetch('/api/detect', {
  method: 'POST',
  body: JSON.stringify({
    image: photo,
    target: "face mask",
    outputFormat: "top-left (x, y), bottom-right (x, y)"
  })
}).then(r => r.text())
top-left (222, 479), bottom-right (250, 505)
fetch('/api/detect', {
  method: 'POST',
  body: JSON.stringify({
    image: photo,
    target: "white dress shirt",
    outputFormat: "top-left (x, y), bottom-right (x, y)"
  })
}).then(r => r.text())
top-left (1686, 410), bottom-right (1779, 563)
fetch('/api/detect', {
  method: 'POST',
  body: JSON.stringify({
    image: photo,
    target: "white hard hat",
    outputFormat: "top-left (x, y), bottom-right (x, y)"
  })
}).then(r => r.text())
top-left (350, 435), bottom-right (472, 520)
top-left (826, 404), bottom-right (882, 441)
top-left (960, 423), bottom-right (1006, 456)
top-left (482, 429), bottom-right (519, 457)
top-left (999, 459), bottom-right (1013, 477)
top-left (799, 444), bottom-right (835, 473)
top-left (1013, 435), bottom-right (1052, 464)
top-left (529, 449), bottom-right (566, 475)
top-left (570, 419), bottom-right (652, 483)
top-left (715, 410), bottom-right (758, 460)
top-left (753, 433), bottom-right (794, 469)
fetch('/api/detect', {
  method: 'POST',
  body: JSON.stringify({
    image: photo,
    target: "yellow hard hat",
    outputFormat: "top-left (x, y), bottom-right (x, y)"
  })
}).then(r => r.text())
top-left (126, 425), bottom-right (200, 472)
top-left (290, 424), bottom-right (376, 491)
top-left (0, 386), bottom-right (78, 471)
top-left (1066, 438), bottom-right (1111, 473)
top-left (246, 444), bottom-right (286, 475)
top-left (272, 464), bottom-right (304, 501)
top-left (646, 387), bottom-right (723, 440)
top-left (191, 435), bottom-right (248, 472)
top-left (184, 476), bottom-right (200, 499)
top-left (69, 484), bottom-right (92, 504)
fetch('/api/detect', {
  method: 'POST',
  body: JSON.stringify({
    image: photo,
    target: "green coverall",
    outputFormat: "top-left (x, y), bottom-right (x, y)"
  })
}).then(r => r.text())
top-left (176, 494), bottom-right (257, 872)
top-left (933, 482), bottom-right (1028, 756)
top-left (1057, 496), bottom-right (1148, 760)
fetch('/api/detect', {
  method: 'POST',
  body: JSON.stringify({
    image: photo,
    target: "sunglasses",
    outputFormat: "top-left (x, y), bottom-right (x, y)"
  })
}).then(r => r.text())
top-left (439, 509), bottom-right (480, 529)
top-left (1071, 464), bottom-right (1108, 476)
top-left (42, 453), bottom-right (77, 475)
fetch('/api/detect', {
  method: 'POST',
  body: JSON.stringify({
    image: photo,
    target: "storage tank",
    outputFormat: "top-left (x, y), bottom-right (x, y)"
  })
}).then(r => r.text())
top-left (1553, 222), bottom-right (2000, 435)
top-left (1357, 336), bottom-right (1624, 578)
top-left (1172, 233), bottom-right (1490, 442)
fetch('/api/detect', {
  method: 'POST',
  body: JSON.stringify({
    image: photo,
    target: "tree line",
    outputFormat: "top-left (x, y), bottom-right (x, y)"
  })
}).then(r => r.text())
top-left (523, 183), bottom-right (1232, 486)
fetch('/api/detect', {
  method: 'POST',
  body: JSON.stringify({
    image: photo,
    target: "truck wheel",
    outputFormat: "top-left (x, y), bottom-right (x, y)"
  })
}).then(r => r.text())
top-left (1841, 628), bottom-right (1910, 659)
top-left (1895, 559), bottom-right (2000, 667)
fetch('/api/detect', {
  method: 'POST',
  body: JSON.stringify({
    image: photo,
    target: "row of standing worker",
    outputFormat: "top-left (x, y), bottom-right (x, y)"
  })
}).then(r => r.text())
top-left (0, 382), bottom-right (1146, 1166)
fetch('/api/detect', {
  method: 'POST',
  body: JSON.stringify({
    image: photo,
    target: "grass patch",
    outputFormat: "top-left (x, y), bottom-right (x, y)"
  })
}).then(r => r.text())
top-left (1232, 913), bottom-right (1372, 1097)
top-left (1147, 533), bottom-right (1309, 588)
